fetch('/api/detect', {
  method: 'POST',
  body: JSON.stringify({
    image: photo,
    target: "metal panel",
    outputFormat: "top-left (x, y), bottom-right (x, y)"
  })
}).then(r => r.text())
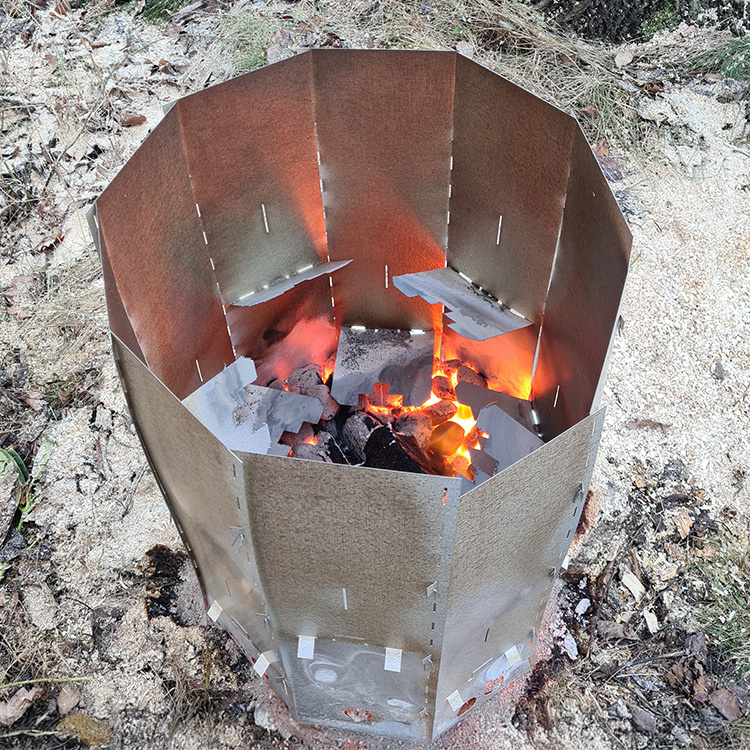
top-left (441, 321), bottom-right (537, 401)
top-left (448, 55), bottom-right (576, 325)
top-left (111, 335), bottom-right (280, 669)
top-left (97, 215), bottom-right (144, 362)
top-left (312, 49), bottom-right (456, 330)
top-left (97, 108), bottom-right (234, 400)
top-left (239, 454), bottom-right (460, 652)
top-left (278, 637), bottom-right (429, 740)
top-left (176, 53), bottom-right (327, 305)
top-left (435, 408), bottom-right (605, 729)
top-left (531, 126), bottom-right (632, 439)
top-left (226, 274), bottom-right (339, 386)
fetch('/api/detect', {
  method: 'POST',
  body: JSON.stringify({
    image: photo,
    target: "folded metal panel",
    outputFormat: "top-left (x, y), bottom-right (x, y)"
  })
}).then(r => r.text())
top-left (177, 53), bottom-right (327, 306)
top-left (97, 108), bottom-right (234, 399)
top-left (531, 127), bottom-right (632, 439)
top-left (312, 49), bottom-right (456, 331)
top-left (238, 453), bottom-right (462, 729)
top-left (112, 336), bottom-right (281, 673)
top-left (434, 408), bottom-right (605, 735)
top-left (448, 55), bottom-right (576, 325)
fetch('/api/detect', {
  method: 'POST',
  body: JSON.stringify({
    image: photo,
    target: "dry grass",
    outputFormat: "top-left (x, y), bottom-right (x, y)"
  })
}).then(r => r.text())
top-left (216, 0), bottom-right (644, 148)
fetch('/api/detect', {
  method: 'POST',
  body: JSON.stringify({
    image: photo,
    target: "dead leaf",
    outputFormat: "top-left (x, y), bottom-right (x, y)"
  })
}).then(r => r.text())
top-left (693, 675), bottom-right (711, 703)
top-left (52, 0), bottom-right (71, 15)
top-left (676, 508), bottom-right (693, 540)
top-left (44, 53), bottom-right (58, 66)
top-left (597, 621), bottom-right (637, 640)
top-left (686, 633), bottom-right (708, 665)
top-left (704, 72), bottom-right (722, 83)
top-left (666, 662), bottom-right (686, 688)
top-left (710, 688), bottom-right (741, 720)
top-left (121, 114), bottom-right (147, 127)
top-left (0, 686), bottom-right (44, 727)
top-left (594, 138), bottom-right (609, 158)
top-left (21, 392), bottom-right (45, 411)
top-left (580, 105), bottom-right (597, 120)
top-left (598, 155), bottom-right (624, 181)
top-left (615, 49), bottom-right (634, 69)
top-left (56, 684), bottom-right (80, 716)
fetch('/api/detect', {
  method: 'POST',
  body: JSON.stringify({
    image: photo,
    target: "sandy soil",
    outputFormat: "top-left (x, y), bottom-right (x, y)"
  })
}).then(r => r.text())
top-left (1, 5), bottom-right (749, 749)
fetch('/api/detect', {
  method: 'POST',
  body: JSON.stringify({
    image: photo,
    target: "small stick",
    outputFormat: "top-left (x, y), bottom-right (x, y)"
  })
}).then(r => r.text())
top-left (0, 676), bottom-right (92, 690)
top-left (586, 522), bottom-right (647, 656)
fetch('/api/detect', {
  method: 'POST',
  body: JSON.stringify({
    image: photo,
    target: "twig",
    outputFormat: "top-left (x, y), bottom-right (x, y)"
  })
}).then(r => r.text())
top-left (585, 521), bottom-right (647, 656)
top-left (0, 730), bottom-right (63, 739)
top-left (0, 676), bottom-right (91, 690)
top-left (604, 650), bottom-right (685, 681)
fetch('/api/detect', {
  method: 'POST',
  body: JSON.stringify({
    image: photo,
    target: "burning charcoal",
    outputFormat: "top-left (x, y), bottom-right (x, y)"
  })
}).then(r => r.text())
top-left (432, 375), bottom-right (456, 401)
top-left (342, 412), bottom-right (381, 463)
top-left (437, 359), bottom-right (462, 378)
top-left (280, 423), bottom-right (315, 448)
top-left (316, 432), bottom-right (347, 464)
top-left (463, 425), bottom-right (480, 450)
top-left (304, 384), bottom-right (339, 421)
top-left (287, 364), bottom-right (324, 393)
top-left (429, 421), bottom-right (465, 456)
top-left (457, 364), bottom-right (487, 388)
top-left (448, 453), bottom-right (475, 481)
top-left (393, 412), bottom-right (433, 452)
top-left (364, 426), bottom-right (434, 474)
top-left (290, 442), bottom-right (327, 462)
top-left (267, 379), bottom-right (286, 391)
top-left (422, 400), bottom-right (457, 426)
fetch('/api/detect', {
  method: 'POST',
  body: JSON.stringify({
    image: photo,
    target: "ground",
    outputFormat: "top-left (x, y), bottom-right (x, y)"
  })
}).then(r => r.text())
top-left (1, 1), bottom-right (749, 748)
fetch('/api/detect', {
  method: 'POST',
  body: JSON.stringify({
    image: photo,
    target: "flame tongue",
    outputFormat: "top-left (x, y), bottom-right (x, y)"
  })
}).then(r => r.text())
top-left (363, 359), bottom-right (482, 481)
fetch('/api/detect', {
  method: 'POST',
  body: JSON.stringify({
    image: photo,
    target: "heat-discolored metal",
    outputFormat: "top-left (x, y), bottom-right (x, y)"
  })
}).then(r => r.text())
top-left (92, 49), bottom-right (631, 742)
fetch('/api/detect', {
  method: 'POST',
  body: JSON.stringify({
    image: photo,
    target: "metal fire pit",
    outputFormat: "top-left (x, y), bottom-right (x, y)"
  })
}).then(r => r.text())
top-left (88, 50), bottom-right (631, 741)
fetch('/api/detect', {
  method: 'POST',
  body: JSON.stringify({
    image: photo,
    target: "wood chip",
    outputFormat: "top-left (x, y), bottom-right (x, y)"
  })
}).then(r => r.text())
top-left (644, 609), bottom-right (659, 634)
top-left (621, 568), bottom-right (645, 602)
top-left (675, 508), bottom-right (692, 540)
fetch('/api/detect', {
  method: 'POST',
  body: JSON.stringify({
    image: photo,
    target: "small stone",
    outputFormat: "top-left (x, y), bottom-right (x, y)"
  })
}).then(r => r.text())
top-left (671, 726), bottom-right (690, 747)
top-left (253, 702), bottom-right (277, 732)
top-left (57, 713), bottom-right (111, 746)
top-left (393, 413), bottom-right (433, 452)
top-left (304, 384), bottom-right (339, 421)
top-left (561, 632), bottom-right (578, 660)
top-left (575, 598), bottom-right (591, 616)
top-left (422, 400), bottom-right (457, 426)
top-left (432, 375), bottom-right (455, 401)
top-left (611, 700), bottom-right (631, 720)
top-left (630, 705), bottom-right (657, 734)
top-left (713, 360), bottom-right (725, 380)
top-left (56, 684), bottom-right (80, 716)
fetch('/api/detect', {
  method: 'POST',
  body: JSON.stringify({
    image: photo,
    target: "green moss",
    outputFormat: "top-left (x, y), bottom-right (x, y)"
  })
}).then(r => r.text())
top-left (640, 2), bottom-right (679, 40)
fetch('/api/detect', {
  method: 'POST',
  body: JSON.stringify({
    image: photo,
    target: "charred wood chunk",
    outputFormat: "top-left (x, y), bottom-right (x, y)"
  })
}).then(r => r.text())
top-left (393, 412), bottom-right (433, 452)
top-left (432, 375), bottom-right (456, 401)
top-left (290, 443), bottom-right (327, 462)
top-left (304, 383), bottom-right (339, 421)
top-left (422, 400), bottom-right (457, 426)
top-left (280, 422), bottom-right (315, 447)
top-left (342, 411), bottom-right (381, 464)
top-left (316, 431), bottom-right (348, 465)
top-left (457, 364), bottom-right (487, 388)
top-left (363, 426), bottom-right (434, 475)
top-left (287, 363), bottom-right (324, 393)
